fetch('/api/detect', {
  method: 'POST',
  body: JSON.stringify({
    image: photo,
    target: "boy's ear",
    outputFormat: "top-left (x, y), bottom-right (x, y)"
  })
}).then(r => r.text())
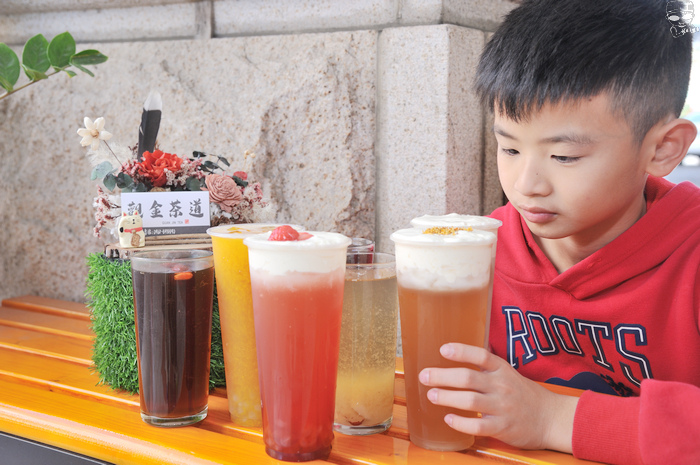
top-left (646, 117), bottom-right (697, 177)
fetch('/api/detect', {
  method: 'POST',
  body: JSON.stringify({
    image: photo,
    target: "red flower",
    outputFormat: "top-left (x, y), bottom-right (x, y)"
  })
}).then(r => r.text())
top-left (233, 171), bottom-right (248, 180)
top-left (138, 150), bottom-right (184, 187)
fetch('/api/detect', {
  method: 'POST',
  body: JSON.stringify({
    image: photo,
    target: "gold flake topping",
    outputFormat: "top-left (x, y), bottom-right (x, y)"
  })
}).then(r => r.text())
top-left (422, 226), bottom-right (473, 235)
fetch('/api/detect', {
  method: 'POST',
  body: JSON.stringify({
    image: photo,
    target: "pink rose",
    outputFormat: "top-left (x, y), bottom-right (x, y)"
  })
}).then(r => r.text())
top-left (204, 174), bottom-right (243, 213)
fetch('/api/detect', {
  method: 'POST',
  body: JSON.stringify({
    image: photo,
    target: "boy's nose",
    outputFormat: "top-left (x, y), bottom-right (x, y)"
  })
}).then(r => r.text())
top-left (513, 160), bottom-right (550, 197)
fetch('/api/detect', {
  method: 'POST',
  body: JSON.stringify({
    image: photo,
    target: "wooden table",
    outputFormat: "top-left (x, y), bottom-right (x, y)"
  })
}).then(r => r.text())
top-left (0, 295), bottom-right (589, 464)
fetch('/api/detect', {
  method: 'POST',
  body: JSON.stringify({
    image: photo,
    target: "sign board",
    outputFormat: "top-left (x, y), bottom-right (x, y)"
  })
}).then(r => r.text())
top-left (121, 191), bottom-right (211, 236)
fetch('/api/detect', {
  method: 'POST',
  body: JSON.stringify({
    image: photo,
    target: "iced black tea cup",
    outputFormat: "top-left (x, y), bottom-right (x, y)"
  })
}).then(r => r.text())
top-left (130, 249), bottom-right (215, 427)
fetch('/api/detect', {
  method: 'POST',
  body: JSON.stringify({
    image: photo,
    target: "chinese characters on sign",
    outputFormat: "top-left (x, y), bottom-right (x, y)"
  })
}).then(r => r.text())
top-left (121, 191), bottom-right (211, 236)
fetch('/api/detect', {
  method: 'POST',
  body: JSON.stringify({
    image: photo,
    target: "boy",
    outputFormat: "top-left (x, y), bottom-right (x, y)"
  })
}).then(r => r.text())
top-left (419, 1), bottom-right (700, 464)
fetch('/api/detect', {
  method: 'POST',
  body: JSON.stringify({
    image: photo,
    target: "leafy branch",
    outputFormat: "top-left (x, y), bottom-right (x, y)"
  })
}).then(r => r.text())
top-left (0, 32), bottom-right (108, 101)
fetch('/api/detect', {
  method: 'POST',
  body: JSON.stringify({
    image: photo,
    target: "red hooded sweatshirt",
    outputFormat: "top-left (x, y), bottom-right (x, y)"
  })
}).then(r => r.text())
top-left (489, 176), bottom-right (700, 464)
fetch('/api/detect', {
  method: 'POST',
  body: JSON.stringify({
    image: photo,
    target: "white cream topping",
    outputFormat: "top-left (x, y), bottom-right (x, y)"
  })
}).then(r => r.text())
top-left (410, 213), bottom-right (502, 232)
top-left (390, 227), bottom-right (494, 290)
top-left (244, 230), bottom-right (351, 275)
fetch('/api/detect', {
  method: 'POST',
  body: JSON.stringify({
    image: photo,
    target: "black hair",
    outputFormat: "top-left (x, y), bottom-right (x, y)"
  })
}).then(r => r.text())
top-left (475, 0), bottom-right (693, 141)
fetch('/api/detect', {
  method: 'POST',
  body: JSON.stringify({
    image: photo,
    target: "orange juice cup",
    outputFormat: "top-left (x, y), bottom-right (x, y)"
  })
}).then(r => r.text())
top-left (207, 224), bottom-right (297, 427)
top-left (245, 230), bottom-right (351, 462)
top-left (390, 227), bottom-right (496, 451)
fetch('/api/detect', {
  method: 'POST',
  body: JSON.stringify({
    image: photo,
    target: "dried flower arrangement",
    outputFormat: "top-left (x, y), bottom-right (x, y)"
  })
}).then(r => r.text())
top-left (79, 97), bottom-right (274, 242)
top-left (80, 92), bottom-right (272, 393)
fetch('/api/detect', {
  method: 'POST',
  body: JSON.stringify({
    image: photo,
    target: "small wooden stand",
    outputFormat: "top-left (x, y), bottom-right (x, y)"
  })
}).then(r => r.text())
top-left (105, 233), bottom-right (212, 259)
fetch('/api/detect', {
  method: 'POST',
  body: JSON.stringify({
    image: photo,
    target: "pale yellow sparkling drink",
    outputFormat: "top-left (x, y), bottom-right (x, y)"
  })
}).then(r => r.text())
top-left (334, 252), bottom-right (398, 435)
top-left (207, 223), bottom-right (297, 427)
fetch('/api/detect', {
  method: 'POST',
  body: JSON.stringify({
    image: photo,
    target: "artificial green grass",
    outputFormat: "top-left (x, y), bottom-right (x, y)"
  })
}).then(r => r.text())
top-left (85, 252), bottom-right (225, 393)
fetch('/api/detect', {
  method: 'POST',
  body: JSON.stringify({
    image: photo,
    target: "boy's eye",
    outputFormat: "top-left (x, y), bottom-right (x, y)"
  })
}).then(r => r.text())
top-left (500, 148), bottom-right (519, 156)
top-left (552, 155), bottom-right (580, 164)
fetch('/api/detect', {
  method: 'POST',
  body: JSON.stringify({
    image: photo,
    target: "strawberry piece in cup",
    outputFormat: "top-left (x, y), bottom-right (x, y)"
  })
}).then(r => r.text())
top-left (269, 225), bottom-right (313, 241)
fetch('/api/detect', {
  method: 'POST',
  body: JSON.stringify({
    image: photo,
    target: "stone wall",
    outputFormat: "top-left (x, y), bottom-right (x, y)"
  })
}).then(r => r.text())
top-left (0, 0), bottom-right (513, 303)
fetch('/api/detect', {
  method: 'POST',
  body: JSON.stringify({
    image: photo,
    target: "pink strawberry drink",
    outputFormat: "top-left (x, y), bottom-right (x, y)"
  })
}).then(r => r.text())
top-left (245, 226), bottom-right (351, 462)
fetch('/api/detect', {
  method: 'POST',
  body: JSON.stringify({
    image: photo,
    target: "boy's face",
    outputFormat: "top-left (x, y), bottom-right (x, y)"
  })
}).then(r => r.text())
top-left (493, 95), bottom-right (651, 246)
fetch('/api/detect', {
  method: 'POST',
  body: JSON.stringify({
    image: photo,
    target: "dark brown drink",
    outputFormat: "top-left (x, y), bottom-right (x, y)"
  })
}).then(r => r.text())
top-left (131, 250), bottom-right (214, 427)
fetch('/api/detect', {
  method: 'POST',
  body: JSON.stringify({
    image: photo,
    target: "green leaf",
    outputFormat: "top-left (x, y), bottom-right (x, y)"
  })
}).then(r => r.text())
top-left (232, 175), bottom-right (248, 188)
top-left (22, 34), bottom-right (50, 80)
top-left (91, 161), bottom-right (115, 181)
top-left (47, 32), bottom-right (76, 70)
top-left (64, 69), bottom-right (77, 77)
top-left (71, 49), bottom-right (108, 66)
top-left (103, 173), bottom-right (117, 191)
top-left (72, 63), bottom-right (94, 77)
top-left (116, 172), bottom-right (134, 189)
top-left (0, 44), bottom-right (20, 92)
top-left (21, 65), bottom-right (48, 82)
top-left (186, 176), bottom-right (201, 191)
top-left (202, 160), bottom-right (220, 171)
top-left (71, 49), bottom-right (108, 77)
top-left (216, 155), bottom-right (230, 167)
top-left (133, 182), bottom-right (148, 192)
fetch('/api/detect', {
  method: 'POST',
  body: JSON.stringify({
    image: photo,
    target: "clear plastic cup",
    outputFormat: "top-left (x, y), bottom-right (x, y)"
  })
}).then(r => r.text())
top-left (334, 252), bottom-right (398, 435)
top-left (410, 213), bottom-right (502, 343)
top-left (410, 213), bottom-right (502, 235)
top-left (130, 249), bottom-right (215, 427)
top-left (390, 227), bottom-right (496, 451)
top-left (245, 230), bottom-right (351, 461)
top-left (207, 223), bottom-right (300, 427)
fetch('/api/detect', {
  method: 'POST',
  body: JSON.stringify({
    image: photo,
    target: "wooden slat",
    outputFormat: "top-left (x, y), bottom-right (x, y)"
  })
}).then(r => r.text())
top-left (0, 308), bottom-right (93, 336)
top-left (0, 379), bottom-right (273, 465)
top-left (0, 296), bottom-right (590, 465)
top-left (0, 325), bottom-right (93, 361)
top-left (1, 296), bottom-right (91, 320)
top-left (0, 348), bottom-right (136, 409)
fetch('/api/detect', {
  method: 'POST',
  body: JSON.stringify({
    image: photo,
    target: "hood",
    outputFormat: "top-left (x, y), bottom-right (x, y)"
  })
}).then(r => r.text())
top-left (491, 177), bottom-right (700, 300)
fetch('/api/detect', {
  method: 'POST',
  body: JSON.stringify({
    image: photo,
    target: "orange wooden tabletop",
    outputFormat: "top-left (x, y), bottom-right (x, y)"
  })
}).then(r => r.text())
top-left (0, 295), bottom-right (590, 465)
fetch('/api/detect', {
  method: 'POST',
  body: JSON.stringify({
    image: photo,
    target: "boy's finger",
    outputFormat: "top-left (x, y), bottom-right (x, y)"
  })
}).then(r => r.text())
top-left (444, 413), bottom-right (490, 438)
top-left (440, 343), bottom-right (498, 370)
top-left (419, 366), bottom-right (486, 391)
top-left (426, 387), bottom-right (486, 414)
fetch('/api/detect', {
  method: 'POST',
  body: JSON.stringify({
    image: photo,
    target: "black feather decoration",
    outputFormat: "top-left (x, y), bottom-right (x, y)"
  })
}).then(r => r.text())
top-left (137, 91), bottom-right (162, 161)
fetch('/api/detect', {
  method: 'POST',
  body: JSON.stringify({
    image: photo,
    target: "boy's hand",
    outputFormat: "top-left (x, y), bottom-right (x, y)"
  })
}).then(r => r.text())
top-left (419, 343), bottom-right (578, 453)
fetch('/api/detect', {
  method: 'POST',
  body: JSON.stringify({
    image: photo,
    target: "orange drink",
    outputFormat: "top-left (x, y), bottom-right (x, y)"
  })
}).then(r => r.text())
top-left (245, 228), bottom-right (350, 462)
top-left (207, 223), bottom-right (294, 427)
top-left (390, 226), bottom-right (496, 451)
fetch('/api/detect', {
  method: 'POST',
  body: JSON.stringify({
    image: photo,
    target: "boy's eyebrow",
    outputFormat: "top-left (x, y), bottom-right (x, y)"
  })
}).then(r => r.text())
top-left (493, 125), bottom-right (596, 146)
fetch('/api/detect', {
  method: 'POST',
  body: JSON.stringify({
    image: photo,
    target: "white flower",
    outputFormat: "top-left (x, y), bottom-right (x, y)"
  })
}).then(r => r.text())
top-left (77, 117), bottom-right (113, 151)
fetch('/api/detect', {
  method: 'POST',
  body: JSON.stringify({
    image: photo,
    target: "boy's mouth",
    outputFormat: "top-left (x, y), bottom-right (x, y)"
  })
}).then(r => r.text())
top-left (518, 206), bottom-right (557, 224)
